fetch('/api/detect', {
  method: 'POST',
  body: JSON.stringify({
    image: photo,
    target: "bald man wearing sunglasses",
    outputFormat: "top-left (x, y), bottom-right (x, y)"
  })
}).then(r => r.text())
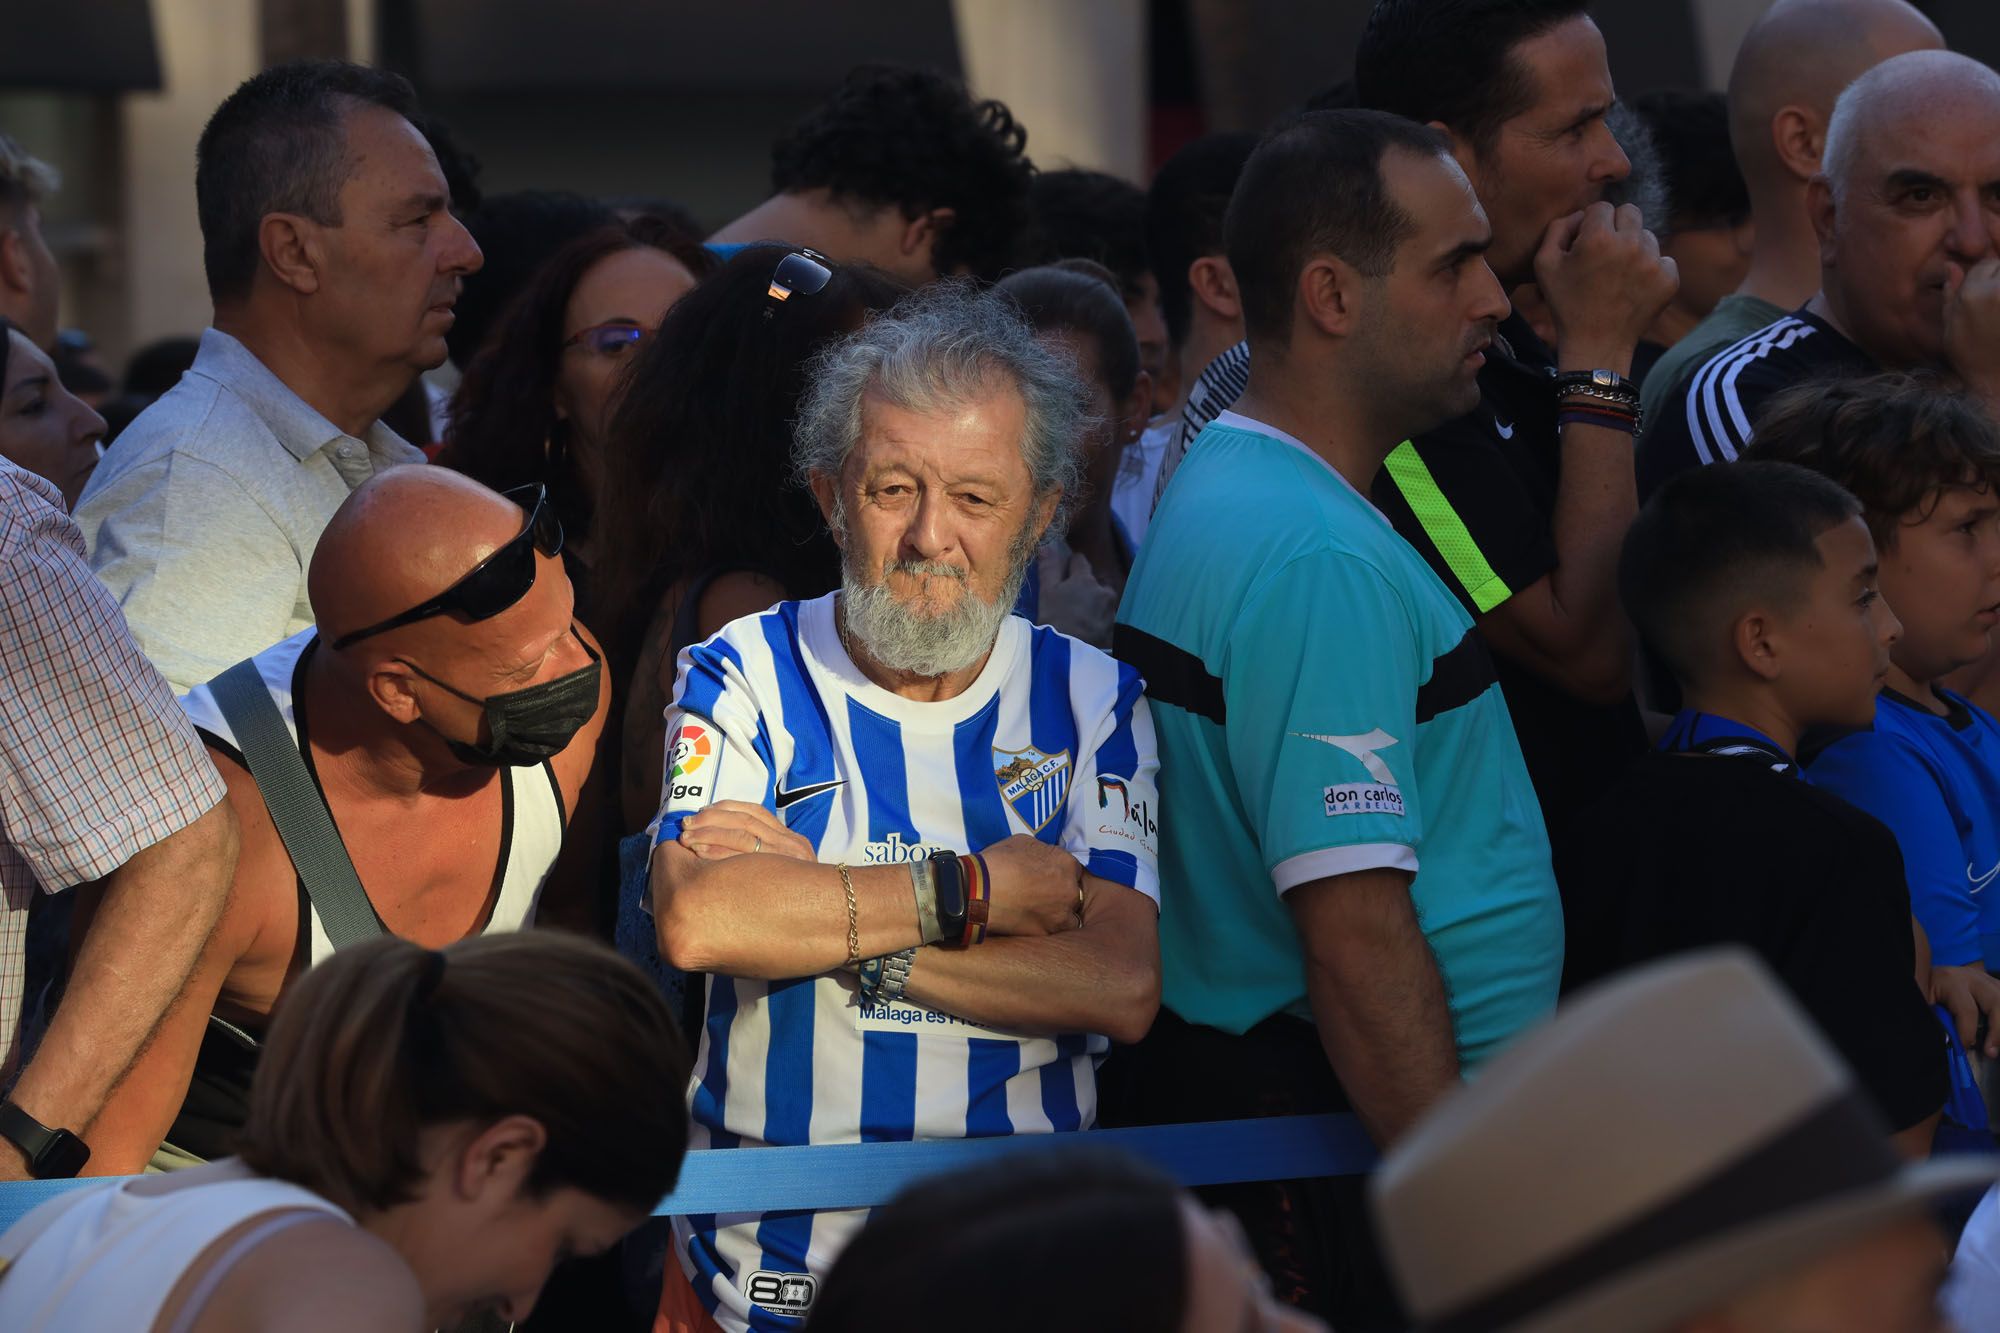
top-left (84, 468), bottom-right (609, 1172)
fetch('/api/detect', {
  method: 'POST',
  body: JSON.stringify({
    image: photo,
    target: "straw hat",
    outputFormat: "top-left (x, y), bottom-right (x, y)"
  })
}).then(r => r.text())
top-left (1371, 949), bottom-right (1994, 1332)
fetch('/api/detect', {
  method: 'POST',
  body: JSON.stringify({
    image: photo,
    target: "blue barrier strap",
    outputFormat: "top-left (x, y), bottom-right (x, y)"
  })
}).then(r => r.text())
top-left (0, 1114), bottom-right (1375, 1232)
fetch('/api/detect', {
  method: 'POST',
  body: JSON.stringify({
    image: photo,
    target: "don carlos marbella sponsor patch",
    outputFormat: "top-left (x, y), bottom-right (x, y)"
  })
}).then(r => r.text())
top-left (1324, 783), bottom-right (1406, 817)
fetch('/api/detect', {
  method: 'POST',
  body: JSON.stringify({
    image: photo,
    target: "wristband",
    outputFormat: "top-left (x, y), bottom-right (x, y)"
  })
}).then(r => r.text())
top-left (1557, 405), bottom-right (1641, 437)
top-left (958, 853), bottom-right (991, 947)
top-left (1560, 386), bottom-right (1643, 419)
top-left (930, 849), bottom-right (970, 944)
top-left (909, 859), bottom-right (946, 945)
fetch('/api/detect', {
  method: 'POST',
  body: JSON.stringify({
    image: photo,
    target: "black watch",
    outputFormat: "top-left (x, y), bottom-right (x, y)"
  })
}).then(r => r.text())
top-left (0, 1099), bottom-right (91, 1179)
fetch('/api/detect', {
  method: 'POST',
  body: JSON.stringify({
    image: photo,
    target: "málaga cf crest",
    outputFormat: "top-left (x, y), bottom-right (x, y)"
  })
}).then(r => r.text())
top-left (993, 745), bottom-right (1072, 833)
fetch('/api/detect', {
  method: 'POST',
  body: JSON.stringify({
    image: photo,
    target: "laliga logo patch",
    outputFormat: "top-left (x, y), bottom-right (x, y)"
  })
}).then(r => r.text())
top-left (994, 745), bottom-right (1071, 833)
top-left (666, 719), bottom-right (715, 804)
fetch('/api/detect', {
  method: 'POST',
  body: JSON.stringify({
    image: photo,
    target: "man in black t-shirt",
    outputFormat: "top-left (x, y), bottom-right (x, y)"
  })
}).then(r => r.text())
top-left (1560, 461), bottom-right (1945, 1149)
top-left (1640, 51), bottom-right (2000, 499)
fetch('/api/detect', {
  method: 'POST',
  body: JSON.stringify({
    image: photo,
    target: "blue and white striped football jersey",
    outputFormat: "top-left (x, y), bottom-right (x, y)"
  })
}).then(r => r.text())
top-left (650, 593), bottom-right (1160, 1331)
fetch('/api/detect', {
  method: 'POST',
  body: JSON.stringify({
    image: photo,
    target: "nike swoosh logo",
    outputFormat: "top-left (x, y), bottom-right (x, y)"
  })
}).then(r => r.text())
top-left (774, 778), bottom-right (846, 810)
top-left (1971, 859), bottom-right (2000, 894)
top-left (1494, 418), bottom-right (1515, 439)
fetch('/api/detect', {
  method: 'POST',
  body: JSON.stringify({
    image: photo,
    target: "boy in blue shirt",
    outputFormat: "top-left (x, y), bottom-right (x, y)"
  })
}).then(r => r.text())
top-left (1748, 373), bottom-right (2000, 1061)
top-left (1558, 460), bottom-right (1945, 1150)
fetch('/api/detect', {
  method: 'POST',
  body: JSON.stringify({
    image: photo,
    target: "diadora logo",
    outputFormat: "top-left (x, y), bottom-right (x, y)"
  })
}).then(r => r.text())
top-left (745, 1269), bottom-right (816, 1315)
top-left (863, 831), bottom-right (949, 864)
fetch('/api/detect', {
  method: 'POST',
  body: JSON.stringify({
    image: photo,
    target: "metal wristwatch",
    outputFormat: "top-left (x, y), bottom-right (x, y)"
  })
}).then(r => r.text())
top-left (0, 1099), bottom-right (90, 1179)
top-left (876, 948), bottom-right (916, 1002)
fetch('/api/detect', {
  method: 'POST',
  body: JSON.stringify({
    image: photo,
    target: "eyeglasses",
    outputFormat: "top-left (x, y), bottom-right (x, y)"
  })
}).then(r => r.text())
top-left (562, 321), bottom-right (653, 358)
top-left (766, 250), bottom-right (833, 310)
top-left (328, 484), bottom-right (565, 650)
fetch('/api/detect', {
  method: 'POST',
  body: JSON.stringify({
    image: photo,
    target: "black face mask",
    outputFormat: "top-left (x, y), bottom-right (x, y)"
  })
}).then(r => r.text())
top-left (402, 631), bottom-right (602, 768)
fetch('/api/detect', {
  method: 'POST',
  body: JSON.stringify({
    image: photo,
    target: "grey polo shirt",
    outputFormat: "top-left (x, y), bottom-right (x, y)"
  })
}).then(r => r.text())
top-left (74, 329), bottom-right (423, 691)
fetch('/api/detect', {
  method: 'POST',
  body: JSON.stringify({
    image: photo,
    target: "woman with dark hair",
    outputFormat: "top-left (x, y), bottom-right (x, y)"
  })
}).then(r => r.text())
top-left (436, 216), bottom-right (707, 611)
top-left (805, 1150), bottom-right (1324, 1333)
top-left (0, 931), bottom-right (690, 1330)
top-left (993, 260), bottom-right (1153, 646)
top-left (0, 316), bottom-right (107, 509)
top-left (594, 245), bottom-right (902, 832)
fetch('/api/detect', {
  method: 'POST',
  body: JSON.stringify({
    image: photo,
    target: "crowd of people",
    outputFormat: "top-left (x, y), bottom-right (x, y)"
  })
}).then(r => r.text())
top-left (3, 0), bottom-right (2000, 1329)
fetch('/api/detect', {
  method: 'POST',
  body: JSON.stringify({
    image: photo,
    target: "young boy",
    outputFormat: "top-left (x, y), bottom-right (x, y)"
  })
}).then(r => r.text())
top-left (1557, 458), bottom-right (1945, 1149)
top-left (1747, 374), bottom-right (2000, 1062)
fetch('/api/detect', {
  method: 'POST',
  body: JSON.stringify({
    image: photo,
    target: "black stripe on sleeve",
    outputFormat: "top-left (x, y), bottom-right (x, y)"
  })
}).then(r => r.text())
top-left (1113, 624), bottom-right (1226, 724)
top-left (1414, 628), bottom-right (1497, 724)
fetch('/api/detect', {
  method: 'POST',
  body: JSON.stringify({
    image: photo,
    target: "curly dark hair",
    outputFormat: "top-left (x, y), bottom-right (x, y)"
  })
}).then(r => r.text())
top-left (591, 246), bottom-right (904, 643)
top-left (448, 190), bottom-right (615, 368)
top-left (770, 65), bottom-right (1035, 283)
top-left (435, 217), bottom-right (705, 574)
top-left (1744, 372), bottom-right (2000, 549)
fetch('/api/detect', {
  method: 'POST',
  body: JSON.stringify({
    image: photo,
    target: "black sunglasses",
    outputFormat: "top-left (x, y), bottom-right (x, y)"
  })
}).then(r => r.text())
top-left (329, 484), bottom-right (564, 650)
top-left (765, 250), bottom-right (833, 311)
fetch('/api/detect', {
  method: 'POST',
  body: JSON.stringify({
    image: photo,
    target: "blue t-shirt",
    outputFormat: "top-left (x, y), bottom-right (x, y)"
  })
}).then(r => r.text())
top-left (1809, 688), bottom-right (2000, 969)
top-left (1116, 411), bottom-right (1563, 1064)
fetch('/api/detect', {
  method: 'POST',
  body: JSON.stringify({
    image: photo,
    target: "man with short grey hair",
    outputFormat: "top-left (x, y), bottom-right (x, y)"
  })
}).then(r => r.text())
top-left (1640, 48), bottom-right (2000, 496)
top-left (644, 281), bottom-right (1164, 1332)
top-left (0, 135), bottom-right (62, 349)
top-left (75, 60), bottom-right (482, 690)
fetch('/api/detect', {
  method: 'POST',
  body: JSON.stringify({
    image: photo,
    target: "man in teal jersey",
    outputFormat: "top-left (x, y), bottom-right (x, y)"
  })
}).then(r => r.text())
top-left (1107, 109), bottom-right (1563, 1330)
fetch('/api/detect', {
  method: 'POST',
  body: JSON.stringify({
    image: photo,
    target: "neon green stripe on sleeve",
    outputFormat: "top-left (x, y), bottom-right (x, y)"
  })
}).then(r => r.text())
top-left (1381, 441), bottom-right (1514, 614)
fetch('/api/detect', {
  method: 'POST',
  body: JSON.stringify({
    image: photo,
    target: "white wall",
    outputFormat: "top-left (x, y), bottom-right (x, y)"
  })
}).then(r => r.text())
top-left (120, 0), bottom-right (260, 345)
top-left (951, 0), bottom-right (1148, 181)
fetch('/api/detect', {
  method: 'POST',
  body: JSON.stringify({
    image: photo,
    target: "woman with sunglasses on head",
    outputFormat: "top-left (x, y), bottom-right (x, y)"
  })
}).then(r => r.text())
top-left (593, 246), bottom-right (902, 835)
top-left (0, 930), bottom-right (691, 1331)
top-left (437, 216), bottom-right (708, 614)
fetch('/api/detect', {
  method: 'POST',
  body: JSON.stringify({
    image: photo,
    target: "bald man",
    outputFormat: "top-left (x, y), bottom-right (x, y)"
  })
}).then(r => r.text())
top-left (83, 469), bottom-right (609, 1171)
top-left (1639, 49), bottom-right (2000, 495)
top-left (1638, 0), bottom-right (1941, 429)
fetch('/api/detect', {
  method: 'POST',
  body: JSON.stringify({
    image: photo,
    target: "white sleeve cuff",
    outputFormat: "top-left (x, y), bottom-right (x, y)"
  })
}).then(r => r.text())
top-left (1271, 843), bottom-right (1419, 895)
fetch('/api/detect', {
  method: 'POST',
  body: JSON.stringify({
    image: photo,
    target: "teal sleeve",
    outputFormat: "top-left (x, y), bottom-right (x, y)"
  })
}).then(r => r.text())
top-left (1223, 549), bottom-right (1425, 891)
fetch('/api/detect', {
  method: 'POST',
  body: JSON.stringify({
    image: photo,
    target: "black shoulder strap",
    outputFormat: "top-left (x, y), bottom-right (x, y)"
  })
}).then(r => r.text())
top-left (209, 659), bottom-right (382, 950)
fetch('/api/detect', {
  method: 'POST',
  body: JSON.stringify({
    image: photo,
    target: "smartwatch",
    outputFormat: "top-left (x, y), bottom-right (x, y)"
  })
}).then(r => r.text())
top-left (0, 1099), bottom-right (90, 1179)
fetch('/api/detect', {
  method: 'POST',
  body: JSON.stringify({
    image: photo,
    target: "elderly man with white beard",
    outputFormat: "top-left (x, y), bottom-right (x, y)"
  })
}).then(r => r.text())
top-left (642, 284), bottom-right (1164, 1333)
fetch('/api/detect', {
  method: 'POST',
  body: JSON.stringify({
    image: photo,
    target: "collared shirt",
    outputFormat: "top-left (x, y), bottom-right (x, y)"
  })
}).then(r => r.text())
top-left (0, 459), bottom-right (226, 1076)
top-left (1118, 409), bottom-right (1563, 1058)
top-left (648, 593), bottom-right (1159, 1331)
top-left (73, 329), bottom-right (424, 691)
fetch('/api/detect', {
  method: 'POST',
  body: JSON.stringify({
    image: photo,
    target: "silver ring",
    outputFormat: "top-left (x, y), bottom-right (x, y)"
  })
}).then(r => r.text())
top-left (753, 836), bottom-right (762, 854)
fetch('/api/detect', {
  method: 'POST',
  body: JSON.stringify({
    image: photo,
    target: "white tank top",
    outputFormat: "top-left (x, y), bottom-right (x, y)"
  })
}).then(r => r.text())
top-left (0, 1171), bottom-right (352, 1331)
top-left (181, 628), bottom-right (567, 960)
